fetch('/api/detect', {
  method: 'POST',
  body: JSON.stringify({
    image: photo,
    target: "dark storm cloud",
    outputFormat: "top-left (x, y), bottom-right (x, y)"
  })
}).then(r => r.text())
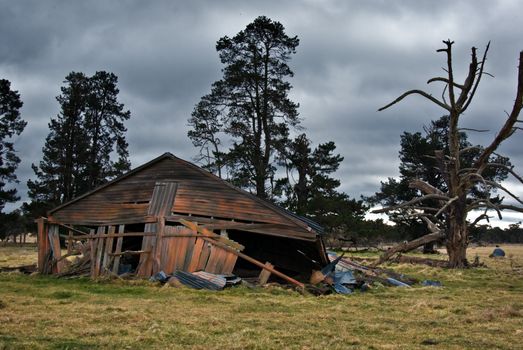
top-left (1, 0), bottom-right (522, 226)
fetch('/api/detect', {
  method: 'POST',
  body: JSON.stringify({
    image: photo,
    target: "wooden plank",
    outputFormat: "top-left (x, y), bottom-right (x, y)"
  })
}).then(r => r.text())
top-left (187, 237), bottom-right (205, 272)
top-left (221, 252), bottom-right (238, 274)
top-left (159, 236), bottom-right (170, 273)
top-left (152, 218), bottom-right (165, 274)
top-left (204, 245), bottom-right (219, 273)
top-left (112, 225), bottom-right (125, 274)
top-left (182, 234), bottom-right (196, 271)
top-left (110, 250), bottom-right (149, 256)
top-left (258, 262), bottom-right (274, 285)
top-left (48, 225), bottom-right (62, 273)
top-left (197, 241), bottom-right (211, 271)
top-left (93, 226), bottom-right (106, 278)
top-left (89, 228), bottom-right (96, 277)
top-left (36, 217), bottom-right (49, 273)
top-left (166, 226), bottom-right (180, 274)
top-left (213, 248), bottom-right (228, 274)
top-left (179, 219), bottom-right (244, 251)
top-left (59, 232), bottom-right (206, 240)
top-left (49, 216), bottom-right (158, 227)
top-left (136, 222), bottom-right (156, 276)
top-left (173, 227), bottom-right (190, 271)
top-left (102, 226), bottom-right (115, 274)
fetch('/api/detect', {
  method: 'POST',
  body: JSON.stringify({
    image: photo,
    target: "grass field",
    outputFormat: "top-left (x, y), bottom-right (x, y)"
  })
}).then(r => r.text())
top-left (1, 244), bottom-right (522, 349)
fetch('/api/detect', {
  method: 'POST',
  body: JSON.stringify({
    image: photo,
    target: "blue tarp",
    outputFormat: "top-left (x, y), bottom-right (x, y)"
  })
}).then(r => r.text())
top-left (491, 247), bottom-right (506, 257)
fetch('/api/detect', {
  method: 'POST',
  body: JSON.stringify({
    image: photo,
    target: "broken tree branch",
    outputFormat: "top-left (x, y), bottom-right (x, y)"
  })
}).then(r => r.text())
top-left (486, 163), bottom-right (523, 184)
top-left (427, 77), bottom-right (465, 89)
top-left (409, 179), bottom-right (446, 196)
top-left (484, 180), bottom-right (523, 205)
top-left (461, 42), bottom-right (490, 113)
top-left (435, 196), bottom-right (459, 217)
top-left (475, 50), bottom-right (523, 172)
top-left (378, 89), bottom-right (451, 112)
top-left (498, 204), bottom-right (523, 213)
top-left (372, 231), bottom-right (446, 267)
top-left (372, 194), bottom-right (450, 214)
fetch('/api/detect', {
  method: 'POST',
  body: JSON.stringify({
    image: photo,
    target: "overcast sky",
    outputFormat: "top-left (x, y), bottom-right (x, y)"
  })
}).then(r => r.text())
top-left (1, 0), bottom-right (522, 226)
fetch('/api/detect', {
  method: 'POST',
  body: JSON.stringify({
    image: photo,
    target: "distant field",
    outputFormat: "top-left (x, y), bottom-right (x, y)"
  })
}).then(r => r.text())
top-left (0, 244), bottom-right (38, 267)
top-left (0, 244), bottom-right (522, 349)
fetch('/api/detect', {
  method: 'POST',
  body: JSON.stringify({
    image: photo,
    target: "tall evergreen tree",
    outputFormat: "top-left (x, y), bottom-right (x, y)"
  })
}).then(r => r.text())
top-left (0, 79), bottom-right (26, 212)
top-left (84, 71), bottom-right (131, 189)
top-left (189, 16), bottom-right (300, 199)
top-left (276, 134), bottom-right (366, 231)
top-left (28, 72), bottom-right (89, 206)
top-left (28, 71), bottom-right (130, 209)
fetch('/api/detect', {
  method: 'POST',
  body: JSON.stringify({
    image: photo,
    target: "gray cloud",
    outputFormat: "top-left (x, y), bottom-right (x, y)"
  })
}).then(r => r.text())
top-left (1, 0), bottom-right (522, 225)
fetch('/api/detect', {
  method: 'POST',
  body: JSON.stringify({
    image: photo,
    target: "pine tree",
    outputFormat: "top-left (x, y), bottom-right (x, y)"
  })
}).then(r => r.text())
top-left (189, 16), bottom-right (300, 198)
top-left (28, 71), bottom-right (130, 208)
top-left (0, 79), bottom-right (26, 212)
top-left (276, 134), bottom-right (366, 231)
top-left (83, 71), bottom-right (130, 189)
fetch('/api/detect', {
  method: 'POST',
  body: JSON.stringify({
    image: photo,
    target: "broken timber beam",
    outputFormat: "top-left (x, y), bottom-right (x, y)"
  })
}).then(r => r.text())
top-left (179, 219), bottom-right (244, 251)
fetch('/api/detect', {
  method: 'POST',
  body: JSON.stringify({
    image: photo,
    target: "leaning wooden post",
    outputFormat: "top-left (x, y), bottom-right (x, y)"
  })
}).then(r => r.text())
top-left (258, 262), bottom-right (274, 285)
top-left (112, 225), bottom-right (125, 275)
top-left (36, 217), bottom-right (50, 273)
top-left (48, 224), bottom-right (62, 273)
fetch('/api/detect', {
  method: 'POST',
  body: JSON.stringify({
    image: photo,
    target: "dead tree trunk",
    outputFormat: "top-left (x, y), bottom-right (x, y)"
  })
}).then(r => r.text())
top-left (446, 197), bottom-right (469, 267)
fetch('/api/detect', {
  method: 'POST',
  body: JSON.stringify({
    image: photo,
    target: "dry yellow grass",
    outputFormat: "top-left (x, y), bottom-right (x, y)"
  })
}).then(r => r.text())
top-left (1, 244), bottom-right (522, 349)
top-left (0, 244), bottom-right (38, 267)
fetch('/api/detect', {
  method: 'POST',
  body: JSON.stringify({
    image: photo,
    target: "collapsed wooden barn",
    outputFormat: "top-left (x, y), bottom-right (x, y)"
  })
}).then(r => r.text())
top-left (37, 152), bottom-right (329, 285)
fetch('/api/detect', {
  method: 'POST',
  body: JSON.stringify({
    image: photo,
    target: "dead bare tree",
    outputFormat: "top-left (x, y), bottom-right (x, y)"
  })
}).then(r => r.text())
top-left (375, 40), bottom-right (523, 268)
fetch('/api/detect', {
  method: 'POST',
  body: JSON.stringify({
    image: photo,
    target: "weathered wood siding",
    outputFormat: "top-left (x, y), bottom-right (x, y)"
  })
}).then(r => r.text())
top-left (49, 155), bottom-right (314, 239)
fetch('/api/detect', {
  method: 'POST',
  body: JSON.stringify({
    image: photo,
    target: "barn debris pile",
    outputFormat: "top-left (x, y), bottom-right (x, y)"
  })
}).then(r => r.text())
top-left (306, 252), bottom-right (441, 295)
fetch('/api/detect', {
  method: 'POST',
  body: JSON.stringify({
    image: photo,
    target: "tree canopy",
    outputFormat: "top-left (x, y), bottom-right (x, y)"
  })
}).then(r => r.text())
top-left (188, 16), bottom-right (300, 199)
top-left (188, 16), bottom-right (366, 233)
top-left (28, 71), bottom-right (130, 213)
top-left (276, 134), bottom-right (366, 231)
top-left (0, 79), bottom-right (26, 213)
